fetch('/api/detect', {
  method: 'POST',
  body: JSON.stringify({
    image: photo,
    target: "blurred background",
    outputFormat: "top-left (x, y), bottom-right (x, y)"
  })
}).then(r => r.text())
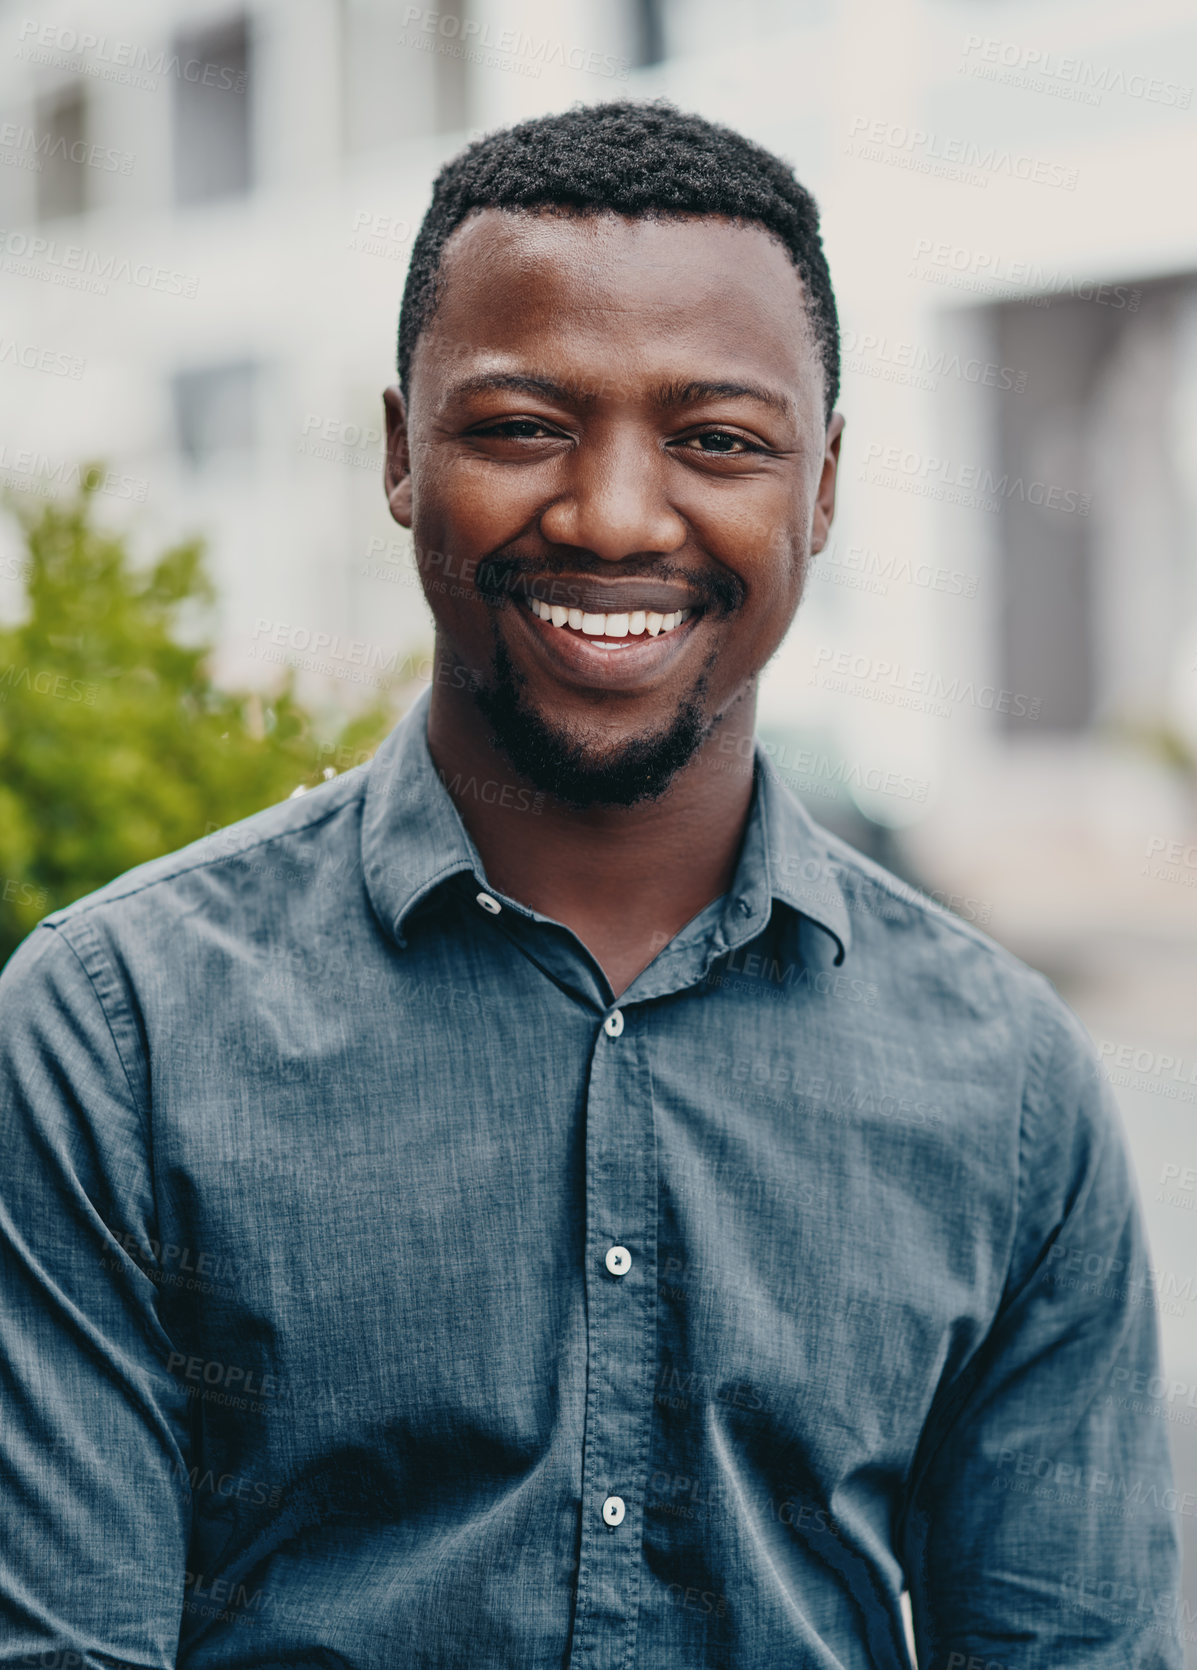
top-left (1, 0), bottom-right (1195, 1654)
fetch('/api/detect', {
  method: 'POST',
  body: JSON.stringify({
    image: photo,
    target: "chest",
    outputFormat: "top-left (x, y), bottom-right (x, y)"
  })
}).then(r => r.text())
top-left (148, 974), bottom-right (1015, 1480)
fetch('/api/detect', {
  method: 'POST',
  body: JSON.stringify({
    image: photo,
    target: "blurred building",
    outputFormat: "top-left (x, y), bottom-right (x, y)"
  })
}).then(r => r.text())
top-left (0, 0), bottom-right (656, 712)
top-left (2, 0), bottom-right (1197, 1652)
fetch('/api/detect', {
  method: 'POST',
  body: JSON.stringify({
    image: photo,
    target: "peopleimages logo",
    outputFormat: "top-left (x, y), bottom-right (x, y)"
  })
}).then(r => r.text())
top-left (958, 34), bottom-right (1192, 109)
top-left (0, 664), bottom-right (100, 706)
top-left (715, 730), bottom-right (930, 802)
top-left (811, 539), bottom-right (978, 600)
top-left (0, 119), bottom-right (134, 174)
top-left (0, 336), bottom-right (85, 378)
top-left (14, 21), bottom-right (249, 93)
top-left (859, 440), bottom-right (1090, 516)
top-left (810, 647), bottom-right (1041, 721)
top-left (0, 228), bottom-right (199, 298)
top-left (1099, 1040), bottom-right (1197, 1103)
top-left (846, 115), bottom-right (1078, 190)
top-left (909, 239), bottom-right (1141, 311)
top-left (1, 876), bottom-right (48, 908)
top-left (399, 6), bottom-right (629, 79)
top-left (0, 450), bottom-right (147, 504)
top-left (841, 328), bottom-right (1026, 395)
top-left (348, 211), bottom-right (412, 260)
top-left (297, 414), bottom-right (384, 471)
top-left (1142, 833), bottom-right (1197, 890)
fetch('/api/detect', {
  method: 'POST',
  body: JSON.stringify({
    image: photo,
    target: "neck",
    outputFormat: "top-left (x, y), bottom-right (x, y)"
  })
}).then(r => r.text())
top-left (424, 644), bottom-right (758, 999)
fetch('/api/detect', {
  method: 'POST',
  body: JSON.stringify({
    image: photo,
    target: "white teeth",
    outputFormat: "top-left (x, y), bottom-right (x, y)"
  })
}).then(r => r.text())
top-left (528, 597), bottom-right (694, 639)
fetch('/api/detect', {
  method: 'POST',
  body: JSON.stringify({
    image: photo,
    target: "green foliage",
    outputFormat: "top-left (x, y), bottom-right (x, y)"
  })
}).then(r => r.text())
top-left (0, 472), bottom-right (409, 965)
top-left (1105, 716), bottom-right (1197, 778)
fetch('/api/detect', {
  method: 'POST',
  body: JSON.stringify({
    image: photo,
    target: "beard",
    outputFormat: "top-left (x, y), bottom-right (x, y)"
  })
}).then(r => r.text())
top-left (472, 633), bottom-right (716, 810)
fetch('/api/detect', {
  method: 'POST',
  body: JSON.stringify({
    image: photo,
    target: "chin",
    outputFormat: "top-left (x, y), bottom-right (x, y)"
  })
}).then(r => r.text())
top-left (476, 645), bottom-right (712, 810)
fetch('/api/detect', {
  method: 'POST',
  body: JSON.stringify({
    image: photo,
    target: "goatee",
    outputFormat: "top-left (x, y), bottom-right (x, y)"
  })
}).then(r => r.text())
top-left (473, 637), bottom-right (713, 810)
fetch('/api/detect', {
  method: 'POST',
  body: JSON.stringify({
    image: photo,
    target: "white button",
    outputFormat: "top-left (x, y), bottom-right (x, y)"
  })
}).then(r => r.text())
top-left (602, 1495), bottom-right (626, 1526)
top-left (605, 1245), bottom-right (631, 1277)
top-left (476, 892), bottom-right (501, 915)
top-left (603, 1009), bottom-right (624, 1037)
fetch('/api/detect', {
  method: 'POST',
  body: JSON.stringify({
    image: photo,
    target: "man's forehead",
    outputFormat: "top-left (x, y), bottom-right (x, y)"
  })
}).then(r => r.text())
top-left (441, 202), bottom-right (804, 284)
top-left (421, 206), bottom-right (819, 393)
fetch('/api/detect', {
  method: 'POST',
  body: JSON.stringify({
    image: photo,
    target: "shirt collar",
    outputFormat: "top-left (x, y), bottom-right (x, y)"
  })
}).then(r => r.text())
top-left (749, 745), bottom-right (852, 964)
top-left (360, 687), bottom-right (481, 949)
top-left (361, 686), bottom-right (851, 964)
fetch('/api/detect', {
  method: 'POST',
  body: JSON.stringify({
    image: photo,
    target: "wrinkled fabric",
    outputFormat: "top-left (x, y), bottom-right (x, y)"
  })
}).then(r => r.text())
top-left (0, 686), bottom-right (1183, 1669)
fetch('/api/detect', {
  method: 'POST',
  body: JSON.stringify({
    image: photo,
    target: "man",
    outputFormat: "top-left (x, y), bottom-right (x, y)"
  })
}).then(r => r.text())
top-left (0, 101), bottom-right (1183, 1668)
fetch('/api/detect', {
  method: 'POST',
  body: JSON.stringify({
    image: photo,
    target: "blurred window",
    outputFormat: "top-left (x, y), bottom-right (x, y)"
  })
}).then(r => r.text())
top-left (341, 0), bottom-right (415, 152)
top-left (173, 15), bottom-right (252, 205)
top-left (639, 0), bottom-right (825, 61)
top-left (990, 297), bottom-right (1098, 733)
top-left (432, 1), bottom-right (468, 134)
top-left (172, 361), bottom-right (257, 469)
top-left (631, 0), bottom-right (666, 67)
top-left (34, 83), bottom-right (88, 220)
top-left (340, 0), bottom-right (469, 148)
top-left (990, 278), bottom-right (1194, 736)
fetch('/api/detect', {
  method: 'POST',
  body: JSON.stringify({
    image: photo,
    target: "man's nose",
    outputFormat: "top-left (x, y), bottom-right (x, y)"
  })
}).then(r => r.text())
top-left (537, 433), bottom-right (687, 561)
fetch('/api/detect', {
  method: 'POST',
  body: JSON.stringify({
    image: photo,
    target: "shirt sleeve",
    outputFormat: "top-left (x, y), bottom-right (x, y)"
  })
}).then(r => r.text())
top-left (899, 983), bottom-right (1186, 1669)
top-left (0, 921), bottom-right (191, 1668)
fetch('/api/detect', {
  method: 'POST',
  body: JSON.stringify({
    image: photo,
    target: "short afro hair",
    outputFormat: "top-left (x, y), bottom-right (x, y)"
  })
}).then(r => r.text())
top-left (397, 99), bottom-right (840, 423)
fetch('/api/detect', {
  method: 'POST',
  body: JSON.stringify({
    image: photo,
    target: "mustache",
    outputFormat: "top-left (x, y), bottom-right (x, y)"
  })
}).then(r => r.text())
top-left (473, 554), bottom-right (745, 616)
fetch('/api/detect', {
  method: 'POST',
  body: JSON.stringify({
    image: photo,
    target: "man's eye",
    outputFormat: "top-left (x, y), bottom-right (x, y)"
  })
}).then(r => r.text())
top-left (678, 432), bottom-right (759, 454)
top-left (472, 419), bottom-right (554, 439)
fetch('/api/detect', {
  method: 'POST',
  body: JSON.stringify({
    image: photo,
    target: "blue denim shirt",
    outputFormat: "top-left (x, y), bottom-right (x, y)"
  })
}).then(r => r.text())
top-left (0, 687), bottom-right (1183, 1669)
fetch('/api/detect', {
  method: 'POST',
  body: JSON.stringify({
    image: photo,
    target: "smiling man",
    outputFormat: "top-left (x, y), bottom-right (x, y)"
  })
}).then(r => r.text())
top-left (0, 102), bottom-right (1183, 1669)
top-left (383, 181), bottom-right (841, 997)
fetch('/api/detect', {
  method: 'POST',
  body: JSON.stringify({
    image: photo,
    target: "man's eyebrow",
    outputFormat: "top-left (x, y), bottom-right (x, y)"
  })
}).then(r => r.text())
top-left (447, 372), bottom-right (583, 405)
top-left (445, 371), bottom-right (795, 418)
top-left (656, 379), bottom-right (795, 419)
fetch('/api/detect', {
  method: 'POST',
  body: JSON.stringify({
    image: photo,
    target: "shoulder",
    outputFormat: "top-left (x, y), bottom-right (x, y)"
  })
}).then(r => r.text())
top-left (802, 814), bottom-right (1096, 1089)
top-left (0, 765), bottom-right (383, 1111)
top-left (38, 765), bottom-right (369, 936)
top-left (804, 823), bottom-right (1123, 1223)
top-left (827, 823), bottom-right (1046, 988)
top-left (2, 769), bottom-right (373, 999)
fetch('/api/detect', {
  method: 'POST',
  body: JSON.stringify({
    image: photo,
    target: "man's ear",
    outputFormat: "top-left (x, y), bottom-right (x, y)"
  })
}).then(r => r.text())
top-left (810, 411), bottom-right (845, 555)
top-left (383, 384), bottom-right (412, 528)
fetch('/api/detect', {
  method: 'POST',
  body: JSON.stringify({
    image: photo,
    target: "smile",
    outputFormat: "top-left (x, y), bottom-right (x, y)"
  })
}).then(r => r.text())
top-left (512, 586), bottom-right (703, 690)
top-left (525, 596), bottom-right (694, 641)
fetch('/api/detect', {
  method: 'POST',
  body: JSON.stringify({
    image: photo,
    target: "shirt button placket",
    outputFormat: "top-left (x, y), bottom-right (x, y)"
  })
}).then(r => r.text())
top-left (567, 1006), bottom-right (657, 1669)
